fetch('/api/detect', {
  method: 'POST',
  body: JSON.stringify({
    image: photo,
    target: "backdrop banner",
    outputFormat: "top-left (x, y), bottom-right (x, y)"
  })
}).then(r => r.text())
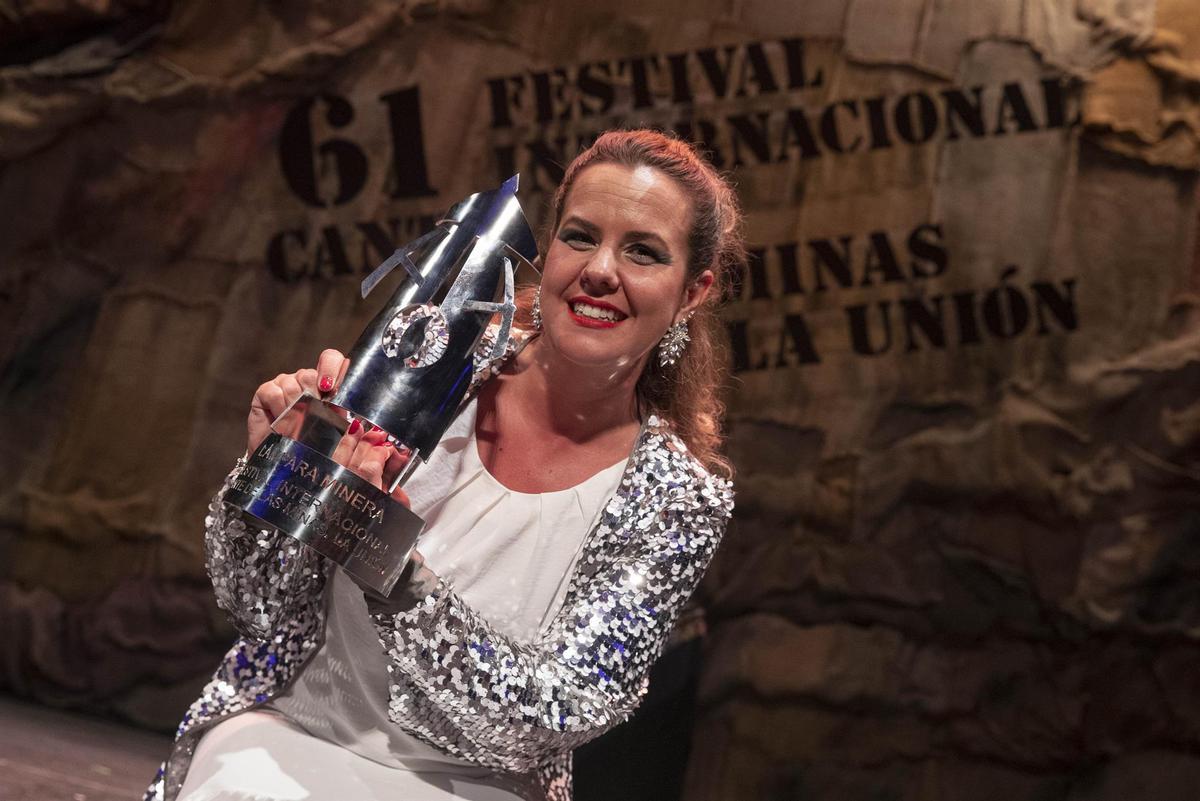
top-left (2, 0), bottom-right (1198, 797)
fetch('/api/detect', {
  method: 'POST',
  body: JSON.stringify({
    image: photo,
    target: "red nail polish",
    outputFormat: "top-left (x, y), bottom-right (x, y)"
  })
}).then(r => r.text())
top-left (374, 439), bottom-right (392, 448)
top-left (348, 419), bottom-right (361, 435)
top-left (319, 376), bottom-right (333, 392)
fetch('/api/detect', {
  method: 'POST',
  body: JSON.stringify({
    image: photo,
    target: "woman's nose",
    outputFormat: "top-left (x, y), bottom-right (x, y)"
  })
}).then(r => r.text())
top-left (580, 247), bottom-right (620, 293)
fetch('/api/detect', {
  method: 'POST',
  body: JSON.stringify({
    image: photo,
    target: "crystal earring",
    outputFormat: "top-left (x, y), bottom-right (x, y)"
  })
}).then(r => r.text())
top-left (658, 314), bottom-right (692, 367)
top-left (531, 287), bottom-right (543, 330)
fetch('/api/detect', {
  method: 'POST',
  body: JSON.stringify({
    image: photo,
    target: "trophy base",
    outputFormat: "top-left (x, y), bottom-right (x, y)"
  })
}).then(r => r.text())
top-left (224, 431), bottom-right (424, 596)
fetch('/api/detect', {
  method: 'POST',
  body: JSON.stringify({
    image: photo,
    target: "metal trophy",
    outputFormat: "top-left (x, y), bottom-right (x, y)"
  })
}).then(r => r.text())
top-left (223, 175), bottom-right (538, 596)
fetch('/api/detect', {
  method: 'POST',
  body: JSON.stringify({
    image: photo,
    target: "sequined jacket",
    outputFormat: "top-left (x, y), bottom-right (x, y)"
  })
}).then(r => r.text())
top-left (145, 330), bottom-right (735, 801)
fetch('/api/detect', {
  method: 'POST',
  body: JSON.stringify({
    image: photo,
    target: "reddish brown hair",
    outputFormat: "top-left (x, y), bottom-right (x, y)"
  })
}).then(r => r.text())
top-left (521, 129), bottom-right (746, 479)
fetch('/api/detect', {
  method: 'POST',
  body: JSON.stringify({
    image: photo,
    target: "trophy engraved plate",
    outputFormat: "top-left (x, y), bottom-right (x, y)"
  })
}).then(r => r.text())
top-left (224, 175), bottom-right (538, 596)
top-left (227, 430), bottom-right (419, 594)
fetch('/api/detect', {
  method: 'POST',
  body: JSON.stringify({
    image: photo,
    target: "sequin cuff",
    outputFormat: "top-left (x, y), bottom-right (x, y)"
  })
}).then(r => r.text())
top-left (204, 457), bottom-right (332, 641)
top-left (362, 550), bottom-right (440, 616)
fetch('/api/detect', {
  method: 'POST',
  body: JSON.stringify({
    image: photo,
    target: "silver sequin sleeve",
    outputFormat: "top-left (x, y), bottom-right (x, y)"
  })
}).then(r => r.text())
top-left (370, 431), bottom-right (734, 773)
top-left (204, 459), bottom-right (331, 641)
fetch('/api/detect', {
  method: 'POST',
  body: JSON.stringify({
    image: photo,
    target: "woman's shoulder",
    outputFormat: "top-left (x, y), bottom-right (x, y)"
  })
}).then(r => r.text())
top-left (640, 414), bottom-right (735, 519)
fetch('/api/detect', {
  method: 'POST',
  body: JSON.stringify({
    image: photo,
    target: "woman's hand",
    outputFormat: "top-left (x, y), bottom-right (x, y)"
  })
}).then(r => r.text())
top-left (330, 422), bottom-right (412, 507)
top-left (247, 348), bottom-right (347, 454)
top-left (246, 348), bottom-right (410, 507)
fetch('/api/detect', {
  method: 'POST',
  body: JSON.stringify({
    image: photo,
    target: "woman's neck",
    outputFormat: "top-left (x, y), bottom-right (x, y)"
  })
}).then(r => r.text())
top-left (508, 334), bottom-right (643, 443)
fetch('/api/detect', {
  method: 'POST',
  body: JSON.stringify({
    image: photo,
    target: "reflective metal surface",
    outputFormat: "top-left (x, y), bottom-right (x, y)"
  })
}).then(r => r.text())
top-left (332, 174), bottom-right (538, 461)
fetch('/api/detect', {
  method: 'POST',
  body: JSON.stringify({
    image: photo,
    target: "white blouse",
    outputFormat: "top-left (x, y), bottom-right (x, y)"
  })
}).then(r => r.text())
top-left (178, 398), bottom-right (627, 801)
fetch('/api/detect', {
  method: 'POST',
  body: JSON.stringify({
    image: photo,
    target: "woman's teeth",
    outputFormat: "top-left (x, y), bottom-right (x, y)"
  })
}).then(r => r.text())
top-left (572, 302), bottom-right (624, 322)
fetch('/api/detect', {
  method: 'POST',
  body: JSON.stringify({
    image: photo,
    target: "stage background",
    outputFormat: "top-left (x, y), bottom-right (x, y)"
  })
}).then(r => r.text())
top-left (3, 1), bottom-right (1199, 798)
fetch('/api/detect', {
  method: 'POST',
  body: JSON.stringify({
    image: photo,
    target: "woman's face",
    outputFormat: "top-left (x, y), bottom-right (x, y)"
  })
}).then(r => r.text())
top-left (538, 163), bottom-right (713, 373)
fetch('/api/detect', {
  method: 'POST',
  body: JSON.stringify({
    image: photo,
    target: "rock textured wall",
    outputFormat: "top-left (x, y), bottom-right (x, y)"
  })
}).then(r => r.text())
top-left (1, 1), bottom-right (1198, 798)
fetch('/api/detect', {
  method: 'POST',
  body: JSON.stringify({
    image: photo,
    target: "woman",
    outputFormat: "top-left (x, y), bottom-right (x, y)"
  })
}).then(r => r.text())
top-left (146, 129), bottom-right (745, 801)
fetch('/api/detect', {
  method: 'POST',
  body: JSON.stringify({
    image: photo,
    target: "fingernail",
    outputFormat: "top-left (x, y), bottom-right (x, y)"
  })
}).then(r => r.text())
top-left (319, 376), bottom-right (333, 392)
top-left (374, 440), bottom-right (392, 448)
top-left (348, 419), bottom-right (361, 435)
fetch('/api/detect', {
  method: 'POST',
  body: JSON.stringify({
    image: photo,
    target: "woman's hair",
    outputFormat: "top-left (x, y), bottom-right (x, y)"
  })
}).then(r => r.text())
top-left (519, 129), bottom-right (746, 479)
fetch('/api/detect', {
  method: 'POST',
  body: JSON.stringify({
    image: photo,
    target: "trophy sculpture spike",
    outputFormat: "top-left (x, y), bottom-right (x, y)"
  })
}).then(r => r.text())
top-left (223, 175), bottom-right (538, 596)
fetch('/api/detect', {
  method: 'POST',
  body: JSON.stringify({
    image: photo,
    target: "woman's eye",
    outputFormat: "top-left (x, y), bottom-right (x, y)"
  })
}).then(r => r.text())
top-left (628, 244), bottom-right (665, 265)
top-left (559, 229), bottom-right (594, 250)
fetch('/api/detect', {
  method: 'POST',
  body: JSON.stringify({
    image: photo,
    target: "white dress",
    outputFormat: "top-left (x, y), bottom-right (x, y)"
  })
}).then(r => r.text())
top-left (177, 398), bottom-right (627, 801)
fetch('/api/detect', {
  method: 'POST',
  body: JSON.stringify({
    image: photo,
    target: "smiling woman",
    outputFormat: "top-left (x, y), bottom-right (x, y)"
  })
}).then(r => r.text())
top-left (525, 131), bottom-right (746, 481)
top-left (148, 130), bottom-right (747, 801)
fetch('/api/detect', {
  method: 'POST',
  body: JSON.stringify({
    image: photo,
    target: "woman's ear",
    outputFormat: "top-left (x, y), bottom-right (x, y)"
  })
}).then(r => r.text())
top-left (677, 269), bottom-right (715, 322)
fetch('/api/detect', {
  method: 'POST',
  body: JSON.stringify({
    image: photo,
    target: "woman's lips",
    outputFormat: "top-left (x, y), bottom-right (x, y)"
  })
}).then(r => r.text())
top-left (567, 298), bottom-right (626, 329)
top-left (568, 305), bottom-right (620, 329)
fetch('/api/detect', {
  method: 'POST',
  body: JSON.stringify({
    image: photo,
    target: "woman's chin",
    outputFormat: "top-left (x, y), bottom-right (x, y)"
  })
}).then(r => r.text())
top-left (536, 332), bottom-right (646, 373)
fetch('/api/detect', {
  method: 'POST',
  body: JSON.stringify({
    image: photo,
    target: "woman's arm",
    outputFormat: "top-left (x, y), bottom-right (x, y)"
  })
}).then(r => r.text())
top-left (369, 456), bottom-right (734, 772)
top-left (204, 458), bottom-right (332, 641)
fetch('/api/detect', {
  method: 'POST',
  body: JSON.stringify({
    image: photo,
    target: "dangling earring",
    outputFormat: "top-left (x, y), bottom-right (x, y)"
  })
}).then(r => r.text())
top-left (531, 286), bottom-right (543, 330)
top-left (658, 314), bottom-right (692, 367)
